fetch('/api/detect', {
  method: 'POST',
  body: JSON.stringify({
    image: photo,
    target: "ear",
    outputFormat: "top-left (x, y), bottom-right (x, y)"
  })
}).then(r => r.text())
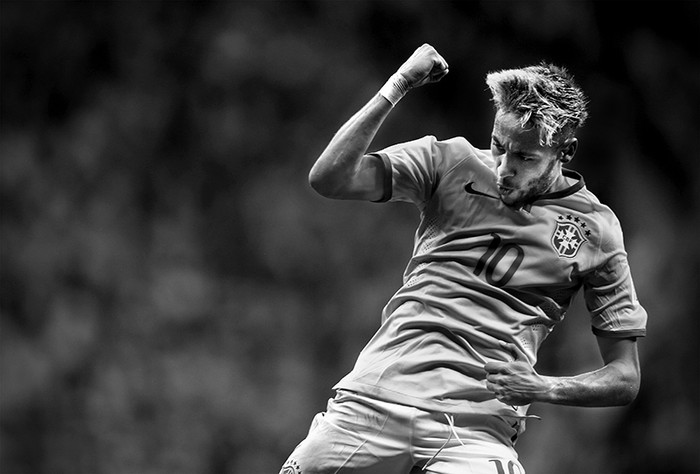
top-left (559, 138), bottom-right (578, 164)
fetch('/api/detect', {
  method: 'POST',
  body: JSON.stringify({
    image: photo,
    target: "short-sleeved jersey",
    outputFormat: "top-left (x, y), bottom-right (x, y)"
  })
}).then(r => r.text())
top-left (334, 135), bottom-right (647, 417)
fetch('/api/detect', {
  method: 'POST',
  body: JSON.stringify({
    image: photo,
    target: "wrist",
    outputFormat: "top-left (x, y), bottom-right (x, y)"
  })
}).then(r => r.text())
top-left (533, 376), bottom-right (559, 403)
top-left (379, 72), bottom-right (411, 106)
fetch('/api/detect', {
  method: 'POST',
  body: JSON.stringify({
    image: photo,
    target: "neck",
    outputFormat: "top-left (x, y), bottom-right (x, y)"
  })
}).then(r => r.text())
top-left (547, 173), bottom-right (571, 193)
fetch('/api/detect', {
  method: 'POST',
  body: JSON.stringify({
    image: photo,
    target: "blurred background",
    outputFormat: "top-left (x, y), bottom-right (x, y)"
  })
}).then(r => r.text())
top-left (1, 1), bottom-right (699, 473)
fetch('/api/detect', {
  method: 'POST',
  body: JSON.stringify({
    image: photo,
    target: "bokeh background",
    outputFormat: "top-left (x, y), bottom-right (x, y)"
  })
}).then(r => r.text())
top-left (1, 1), bottom-right (699, 473)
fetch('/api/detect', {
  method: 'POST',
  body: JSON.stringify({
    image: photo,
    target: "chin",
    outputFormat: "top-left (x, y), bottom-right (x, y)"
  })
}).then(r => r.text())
top-left (498, 190), bottom-right (520, 207)
top-left (501, 199), bottom-right (524, 209)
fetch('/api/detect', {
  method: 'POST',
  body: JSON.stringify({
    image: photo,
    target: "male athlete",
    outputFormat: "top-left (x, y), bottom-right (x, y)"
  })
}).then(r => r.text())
top-left (280, 44), bottom-right (646, 474)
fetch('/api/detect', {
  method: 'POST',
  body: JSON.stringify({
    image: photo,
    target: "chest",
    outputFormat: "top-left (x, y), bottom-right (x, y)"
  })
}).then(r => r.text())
top-left (416, 169), bottom-right (599, 288)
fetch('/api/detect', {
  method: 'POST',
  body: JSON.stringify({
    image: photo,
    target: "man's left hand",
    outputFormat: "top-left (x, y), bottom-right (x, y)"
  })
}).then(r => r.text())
top-left (484, 360), bottom-right (553, 405)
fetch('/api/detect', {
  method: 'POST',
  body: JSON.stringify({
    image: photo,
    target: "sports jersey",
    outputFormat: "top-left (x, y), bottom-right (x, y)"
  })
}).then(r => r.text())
top-left (334, 135), bottom-right (647, 418)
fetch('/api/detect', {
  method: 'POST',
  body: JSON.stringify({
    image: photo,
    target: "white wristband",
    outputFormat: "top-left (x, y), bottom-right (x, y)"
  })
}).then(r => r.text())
top-left (379, 72), bottom-right (411, 107)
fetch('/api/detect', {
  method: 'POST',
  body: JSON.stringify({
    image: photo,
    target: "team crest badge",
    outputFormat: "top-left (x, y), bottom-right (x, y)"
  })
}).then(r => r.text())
top-left (551, 215), bottom-right (589, 258)
top-left (280, 460), bottom-right (302, 474)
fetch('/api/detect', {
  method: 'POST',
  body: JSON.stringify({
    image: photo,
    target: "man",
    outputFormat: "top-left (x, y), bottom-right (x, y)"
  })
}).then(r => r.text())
top-left (280, 44), bottom-right (646, 474)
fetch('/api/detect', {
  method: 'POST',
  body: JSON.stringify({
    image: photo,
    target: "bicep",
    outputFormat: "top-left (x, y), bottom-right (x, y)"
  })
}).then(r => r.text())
top-left (309, 153), bottom-right (387, 201)
top-left (351, 154), bottom-right (389, 201)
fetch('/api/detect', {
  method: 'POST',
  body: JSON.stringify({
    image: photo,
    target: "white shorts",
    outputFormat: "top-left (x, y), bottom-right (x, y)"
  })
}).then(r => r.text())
top-left (280, 390), bottom-right (525, 474)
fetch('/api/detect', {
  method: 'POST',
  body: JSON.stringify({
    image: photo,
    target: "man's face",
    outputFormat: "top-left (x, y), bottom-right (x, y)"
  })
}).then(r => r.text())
top-left (490, 112), bottom-right (563, 208)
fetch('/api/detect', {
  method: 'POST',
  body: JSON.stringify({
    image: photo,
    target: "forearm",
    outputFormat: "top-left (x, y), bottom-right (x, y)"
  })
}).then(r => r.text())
top-left (538, 360), bottom-right (640, 407)
top-left (485, 338), bottom-right (641, 407)
top-left (308, 93), bottom-right (392, 199)
top-left (308, 44), bottom-right (449, 200)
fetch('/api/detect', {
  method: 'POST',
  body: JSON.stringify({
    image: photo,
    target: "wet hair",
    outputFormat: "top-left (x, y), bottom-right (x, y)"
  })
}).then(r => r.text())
top-left (486, 63), bottom-right (589, 147)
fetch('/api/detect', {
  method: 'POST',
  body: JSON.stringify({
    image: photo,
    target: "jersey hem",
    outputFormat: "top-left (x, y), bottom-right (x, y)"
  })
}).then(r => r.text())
top-left (333, 380), bottom-right (529, 418)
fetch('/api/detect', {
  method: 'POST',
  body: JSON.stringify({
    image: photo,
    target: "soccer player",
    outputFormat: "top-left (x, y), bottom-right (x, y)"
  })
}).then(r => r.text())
top-left (280, 44), bottom-right (646, 474)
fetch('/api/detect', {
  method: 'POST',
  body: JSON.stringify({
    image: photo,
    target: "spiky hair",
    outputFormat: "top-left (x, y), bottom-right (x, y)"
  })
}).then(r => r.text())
top-left (486, 63), bottom-right (589, 146)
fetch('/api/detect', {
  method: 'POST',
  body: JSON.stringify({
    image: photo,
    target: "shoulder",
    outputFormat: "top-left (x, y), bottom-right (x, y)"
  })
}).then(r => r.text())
top-left (381, 135), bottom-right (485, 157)
top-left (577, 187), bottom-right (624, 241)
top-left (436, 136), bottom-right (491, 160)
top-left (566, 186), bottom-right (629, 266)
top-left (375, 135), bottom-right (492, 174)
top-left (432, 136), bottom-right (496, 173)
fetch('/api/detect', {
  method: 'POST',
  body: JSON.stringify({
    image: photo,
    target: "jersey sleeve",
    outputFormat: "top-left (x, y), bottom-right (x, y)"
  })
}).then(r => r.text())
top-left (583, 215), bottom-right (647, 338)
top-left (369, 135), bottom-right (474, 207)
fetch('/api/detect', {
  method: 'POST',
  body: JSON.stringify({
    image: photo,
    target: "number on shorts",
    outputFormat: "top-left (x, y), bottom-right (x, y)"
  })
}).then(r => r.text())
top-left (489, 458), bottom-right (523, 474)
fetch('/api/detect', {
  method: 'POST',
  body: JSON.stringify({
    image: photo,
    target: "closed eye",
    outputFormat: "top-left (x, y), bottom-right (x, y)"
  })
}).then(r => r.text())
top-left (514, 152), bottom-right (535, 162)
top-left (491, 138), bottom-right (505, 153)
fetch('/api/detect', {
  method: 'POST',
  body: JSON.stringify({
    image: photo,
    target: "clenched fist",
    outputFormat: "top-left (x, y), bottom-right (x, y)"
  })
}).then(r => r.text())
top-left (396, 43), bottom-right (450, 89)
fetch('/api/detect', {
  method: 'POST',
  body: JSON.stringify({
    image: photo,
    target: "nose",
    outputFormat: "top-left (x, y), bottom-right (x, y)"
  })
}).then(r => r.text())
top-left (497, 154), bottom-right (515, 179)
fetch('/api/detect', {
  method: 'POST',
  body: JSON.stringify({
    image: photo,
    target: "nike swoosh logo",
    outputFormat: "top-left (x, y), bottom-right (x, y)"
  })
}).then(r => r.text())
top-left (464, 182), bottom-right (498, 200)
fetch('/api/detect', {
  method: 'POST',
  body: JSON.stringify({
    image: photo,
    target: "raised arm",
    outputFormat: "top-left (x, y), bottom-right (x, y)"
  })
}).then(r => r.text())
top-left (308, 44), bottom-right (449, 200)
top-left (485, 336), bottom-right (641, 407)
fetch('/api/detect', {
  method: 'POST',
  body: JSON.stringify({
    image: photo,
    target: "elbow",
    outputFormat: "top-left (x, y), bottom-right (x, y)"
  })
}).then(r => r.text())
top-left (308, 167), bottom-right (334, 198)
top-left (615, 370), bottom-right (641, 406)
top-left (309, 158), bottom-right (353, 199)
top-left (624, 376), bottom-right (641, 405)
top-left (616, 381), bottom-right (640, 406)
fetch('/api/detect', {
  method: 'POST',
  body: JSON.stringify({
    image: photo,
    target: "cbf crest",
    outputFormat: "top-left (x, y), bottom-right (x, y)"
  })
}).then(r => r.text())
top-left (551, 214), bottom-right (590, 258)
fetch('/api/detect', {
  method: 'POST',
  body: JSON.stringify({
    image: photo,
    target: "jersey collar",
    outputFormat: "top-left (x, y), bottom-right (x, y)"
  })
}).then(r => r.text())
top-left (525, 168), bottom-right (585, 205)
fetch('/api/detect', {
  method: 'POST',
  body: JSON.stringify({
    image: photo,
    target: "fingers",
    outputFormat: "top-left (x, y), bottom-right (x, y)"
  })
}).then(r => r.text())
top-left (484, 364), bottom-right (506, 399)
top-left (486, 374), bottom-right (521, 405)
top-left (484, 361), bottom-right (521, 402)
top-left (485, 378), bottom-right (516, 405)
top-left (485, 375), bottom-right (501, 390)
top-left (485, 380), bottom-right (500, 395)
top-left (425, 45), bottom-right (449, 83)
top-left (399, 43), bottom-right (449, 88)
top-left (429, 62), bottom-right (449, 82)
top-left (499, 341), bottom-right (525, 362)
top-left (484, 365), bottom-right (506, 387)
top-left (485, 343), bottom-right (526, 374)
top-left (433, 50), bottom-right (449, 75)
top-left (484, 361), bottom-right (507, 374)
